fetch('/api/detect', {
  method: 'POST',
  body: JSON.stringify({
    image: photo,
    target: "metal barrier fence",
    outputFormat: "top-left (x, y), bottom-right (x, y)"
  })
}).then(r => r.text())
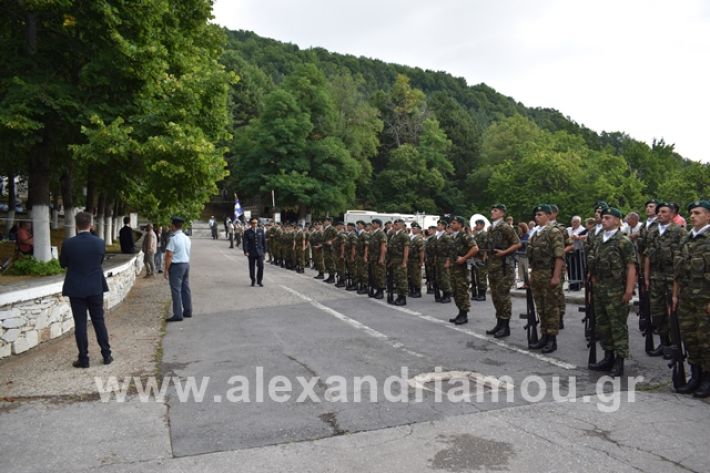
top-left (565, 249), bottom-right (586, 291)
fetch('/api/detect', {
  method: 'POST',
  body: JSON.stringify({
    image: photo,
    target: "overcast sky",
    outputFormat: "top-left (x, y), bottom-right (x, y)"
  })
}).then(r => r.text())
top-left (212, 0), bottom-right (709, 163)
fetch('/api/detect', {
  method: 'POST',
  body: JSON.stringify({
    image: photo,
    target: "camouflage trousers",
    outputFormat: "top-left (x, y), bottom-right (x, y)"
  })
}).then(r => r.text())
top-left (425, 258), bottom-right (435, 287)
top-left (593, 280), bottom-right (630, 358)
top-left (556, 268), bottom-right (566, 316)
top-left (356, 256), bottom-right (368, 285)
top-left (488, 266), bottom-right (514, 320)
top-left (345, 258), bottom-right (355, 282)
top-left (313, 248), bottom-right (324, 273)
top-left (471, 261), bottom-right (488, 293)
top-left (369, 260), bottom-right (386, 290)
top-left (677, 286), bottom-right (710, 370)
top-left (296, 247), bottom-right (305, 269)
top-left (436, 259), bottom-right (452, 293)
top-left (323, 246), bottom-right (335, 274)
top-left (408, 261), bottom-right (422, 289)
top-left (450, 263), bottom-right (471, 312)
top-left (336, 257), bottom-right (346, 278)
top-left (531, 268), bottom-right (560, 336)
top-left (390, 258), bottom-right (408, 296)
top-left (649, 276), bottom-right (673, 338)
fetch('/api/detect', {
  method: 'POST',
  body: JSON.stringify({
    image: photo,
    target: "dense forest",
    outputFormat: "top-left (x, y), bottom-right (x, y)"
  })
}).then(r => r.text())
top-left (223, 30), bottom-right (709, 222)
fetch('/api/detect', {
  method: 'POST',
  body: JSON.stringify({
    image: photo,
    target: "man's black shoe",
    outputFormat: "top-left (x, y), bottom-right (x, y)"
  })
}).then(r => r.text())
top-left (374, 289), bottom-right (384, 300)
top-left (103, 356), bottom-right (114, 365)
top-left (73, 359), bottom-right (90, 368)
top-left (251, 281), bottom-right (255, 287)
top-left (258, 282), bottom-right (263, 287)
top-left (394, 295), bottom-right (407, 306)
top-left (314, 273), bottom-right (325, 279)
top-left (166, 316), bottom-right (183, 322)
top-left (183, 313), bottom-right (192, 318)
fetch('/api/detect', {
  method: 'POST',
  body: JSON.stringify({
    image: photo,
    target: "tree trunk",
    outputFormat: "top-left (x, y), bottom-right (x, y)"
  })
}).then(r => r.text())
top-left (60, 169), bottom-right (75, 238)
top-left (104, 199), bottom-right (113, 245)
top-left (5, 173), bottom-right (16, 235)
top-left (85, 169), bottom-right (96, 214)
top-left (96, 193), bottom-right (105, 244)
top-left (28, 148), bottom-right (52, 262)
top-left (51, 189), bottom-right (60, 230)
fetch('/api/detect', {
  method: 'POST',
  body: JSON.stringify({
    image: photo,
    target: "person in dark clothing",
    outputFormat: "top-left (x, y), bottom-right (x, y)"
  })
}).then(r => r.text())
top-left (243, 218), bottom-right (266, 286)
top-left (119, 216), bottom-right (135, 253)
top-left (59, 211), bottom-right (112, 368)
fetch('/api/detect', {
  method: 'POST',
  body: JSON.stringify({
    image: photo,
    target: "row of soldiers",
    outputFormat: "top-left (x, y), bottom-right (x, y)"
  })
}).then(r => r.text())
top-left (262, 198), bottom-right (710, 397)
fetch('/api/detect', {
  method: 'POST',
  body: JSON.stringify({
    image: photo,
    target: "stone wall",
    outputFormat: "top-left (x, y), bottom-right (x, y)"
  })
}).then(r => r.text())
top-left (0, 252), bottom-right (145, 359)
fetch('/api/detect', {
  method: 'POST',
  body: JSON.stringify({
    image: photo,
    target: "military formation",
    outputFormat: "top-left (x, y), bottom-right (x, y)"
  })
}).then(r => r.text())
top-left (257, 198), bottom-right (710, 398)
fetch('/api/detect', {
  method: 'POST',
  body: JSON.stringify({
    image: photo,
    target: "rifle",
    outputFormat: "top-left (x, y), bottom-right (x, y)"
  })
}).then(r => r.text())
top-left (386, 259), bottom-right (395, 304)
top-left (518, 270), bottom-right (539, 347)
top-left (637, 268), bottom-right (655, 354)
top-left (579, 276), bottom-right (597, 366)
top-left (665, 289), bottom-right (687, 390)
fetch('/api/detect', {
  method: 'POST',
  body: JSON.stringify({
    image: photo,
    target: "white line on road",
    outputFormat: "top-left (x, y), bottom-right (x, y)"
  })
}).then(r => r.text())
top-left (280, 285), bottom-right (426, 359)
top-left (370, 300), bottom-right (577, 370)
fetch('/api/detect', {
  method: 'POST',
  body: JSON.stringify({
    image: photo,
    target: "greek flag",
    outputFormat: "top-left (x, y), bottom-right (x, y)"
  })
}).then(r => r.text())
top-left (234, 198), bottom-right (244, 219)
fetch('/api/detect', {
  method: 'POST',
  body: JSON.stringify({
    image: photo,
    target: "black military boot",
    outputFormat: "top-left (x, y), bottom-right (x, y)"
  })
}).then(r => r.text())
top-left (374, 289), bottom-right (384, 300)
top-left (454, 311), bottom-right (469, 325)
top-left (676, 365), bottom-right (702, 394)
top-left (335, 277), bottom-right (346, 288)
top-left (609, 356), bottom-right (624, 377)
top-left (475, 289), bottom-right (486, 301)
top-left (693, 373), bottom-right (710, 398)
top-left (485, 318), bottom-right (502, 335)
top-left (439, 292), bottom-right (451, 304)
top-left (471, 289), bottom-right (477, 300)
top-left (314, 272), bottom-right (325, 280)
top-left (346, 281), bottom-right (357, 291)
top-left (394, 295), bottom-right (407, 306)
top-left (541, 335), bottom-right (557, 353)
top-left (648, 334), bottom-right (669, 357)
top-left (411, 287), bottom-right (422, 298)
top-left (358, 284), bottom-right (369, 295)
top-left (589, 350), bottom-right (615, 371)
top-left (494, 318), bottom-right (511, 339)
top-left (324, 273), bottom-right (335, 284)
top-left (426, 282), bottom-right (434, 294)
top-left (434, 289), bottom-right (442, 302)
top-left (529, 334), bottom-right (548, 350)
top-left (559, 313), bottom-right (565, 330)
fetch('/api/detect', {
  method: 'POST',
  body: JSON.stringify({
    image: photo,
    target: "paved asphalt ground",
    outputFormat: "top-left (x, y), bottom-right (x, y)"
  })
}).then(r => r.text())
top-left (2, 237), bottom-right (709, 473)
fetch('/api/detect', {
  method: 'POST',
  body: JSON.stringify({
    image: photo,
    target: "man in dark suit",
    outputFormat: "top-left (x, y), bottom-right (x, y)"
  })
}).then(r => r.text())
top-left (59, 212), bottom-right (112, 368)
top-left (243, 217), bottom-right (266, 287)
top-left (119, 216), bottom-right (135, 254)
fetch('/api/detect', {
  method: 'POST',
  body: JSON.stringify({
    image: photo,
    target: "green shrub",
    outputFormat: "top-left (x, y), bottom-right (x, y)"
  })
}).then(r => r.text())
top-left (7, 256), bottom-right (64, 276)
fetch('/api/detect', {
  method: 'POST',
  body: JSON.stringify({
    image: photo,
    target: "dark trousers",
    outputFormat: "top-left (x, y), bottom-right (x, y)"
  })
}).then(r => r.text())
top-left (248, 254), bottom-right (264, 283)
top-left (69, 294), bottom-right (111, 362)
top-left (169, 263), bottom-right (193, 319)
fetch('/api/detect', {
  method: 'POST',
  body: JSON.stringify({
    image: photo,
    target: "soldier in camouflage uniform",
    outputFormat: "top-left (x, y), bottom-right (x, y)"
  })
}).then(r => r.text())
top-left (425, 226), bottom-right (437, 294)
top-left (294, 224), bottom-right (306, 273)
top-left (527, 204), bottom-right (565, 353)
top-left (322, 217), bottom-right (338, 283)
top-left (387, 219), bottom-right (410, 305)
top-left (447, 216), bottom-right (479, 325)
top-left (583, 202), bottom-right (607, 258)
top-left (356, 220), bottom-right (370, 294)
top-left (587, 207), bottom-right (638, 376)
top-left (471, 219), bottom-right (488, 301)
top-left (484, 204), bottom-right (521, 339)
top-left (673, 200), bottom-right (710, 397)
top-left (550, 204), bottom-right (572, 329)
top-left (335, 222), bottom-right (348, 287)
top-left (271, 224), bottom-right (282, 266)
top-left (644, 202), bottom-right (686, 357)
top-left (345, 223), bottom-right (358, 290)
top-left (283, 224), bottom-right (295, 270)
top-left (408, 223), bottom-right (425, 298)
top-left (266, 224), bottom-right (276, 263)
top-left (435, 219), bottom-right (452, 303)
top-left (310, 222), bottom-right (325, 279)
top-left (368, 219), bottom-right (387, 299)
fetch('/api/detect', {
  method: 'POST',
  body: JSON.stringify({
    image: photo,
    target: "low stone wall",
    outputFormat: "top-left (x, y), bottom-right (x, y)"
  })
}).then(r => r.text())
top-left (0, 252), bottom-right (145, 359)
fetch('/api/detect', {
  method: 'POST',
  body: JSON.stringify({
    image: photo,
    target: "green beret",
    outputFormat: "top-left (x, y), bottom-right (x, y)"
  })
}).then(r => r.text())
top-left (688, 200), bottom-right (710, 212)
top-left (410, 222), bottom-right (421, 229)
top-left (437, 219), bottom-right (448, 226)
top-left (655, 202), bottom-right (672, 213)
top-left (602, 207), bottom-right (623, 219)
top-left (594, 201), bottom-right (609, 211)
top-left (324, 216), bottom-right (333, 222)
top-left (533, 204), bottom-right (552, 214)
top-left (645, 199), bottom-right (658, 207)
top-left (346, 222), bottom-right (356, 227)
top-left (452, 216), bottom-right (466, 225)
top-left (550, 204), bottom-right (559, 213)
top-left (491, 203), bottom-right (507, 213)
top-left (356, 220), bottom-right (366, 226)
top-left (394, 218), bottom-right (405, 224)
top-left (372, 218), bottom-right (382, 225)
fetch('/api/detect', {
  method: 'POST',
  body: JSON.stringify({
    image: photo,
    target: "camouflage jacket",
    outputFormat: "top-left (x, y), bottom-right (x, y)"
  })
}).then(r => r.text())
top-left (674, 228), bottom-right (710, 293)
top-left (389, 230), bottom-right (410, 260)
top-left (409, 234), bottom-right (425, 264)
top-left (369, 229), bottom-right (387, 261)
top-left (425, 235), bottom-right (437, 261)
top-left (449, 231), bottom-right (477, 260)
top-left (645, 222), bottom-right (686, 278)
top-left (486, 222), bottom-right (520, 270)
top-left (588, 230), bottom-right (637, 287)
top-left (356, 230), bottom-right (370, 257)
top-left (436, 233), bottom-right (452, 259)
top-left (527, 224), bottom-right (565, 271)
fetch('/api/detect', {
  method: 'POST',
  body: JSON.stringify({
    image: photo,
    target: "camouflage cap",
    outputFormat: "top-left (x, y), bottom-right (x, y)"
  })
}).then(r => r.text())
top-left (688, 200), bottom-right (710, 212)
top-left (601, 207), bottom-right (623, 219)
top-left (533, 204), bottom-right (553, 214)
top-left (491, 203), bottom-right (507, 213)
